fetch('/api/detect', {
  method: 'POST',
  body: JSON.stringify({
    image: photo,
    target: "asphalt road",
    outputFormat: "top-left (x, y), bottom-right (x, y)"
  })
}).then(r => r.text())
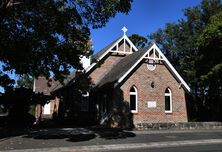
top-left (114, 144), bottom-right (222, 152)
top-left (0, 128), bottom-right (222, 151)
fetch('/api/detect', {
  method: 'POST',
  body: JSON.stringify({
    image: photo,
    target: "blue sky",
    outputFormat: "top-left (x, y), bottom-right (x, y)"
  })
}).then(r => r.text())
top-left (90, 0), bottom-right (202, 52)
top-left (0, 0), bottom-right (202, 93)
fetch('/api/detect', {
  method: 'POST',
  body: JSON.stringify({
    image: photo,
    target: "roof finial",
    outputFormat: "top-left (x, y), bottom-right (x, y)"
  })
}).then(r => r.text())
top-left (122, 26), bottom-right (128, 35)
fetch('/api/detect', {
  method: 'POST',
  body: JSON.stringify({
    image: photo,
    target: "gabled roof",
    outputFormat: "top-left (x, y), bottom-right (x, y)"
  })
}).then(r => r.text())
top-left (154, 44), bottom-right (190, 92)
top-left (96, 43), bottom-right (190, 92)
top-left (51, 72), bottom-right (76, 92)
top-left (91, 36), bottom-right (122, 61)
top-left (85, 34), bottom-right (138, 73)
top-left (34, 72), bottom-right (76, 95)
top-left (97, 44), bottom-right (153, 88)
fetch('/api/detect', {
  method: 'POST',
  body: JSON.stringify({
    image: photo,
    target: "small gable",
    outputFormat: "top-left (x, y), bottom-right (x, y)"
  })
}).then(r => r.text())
top-left (86, 27), bottom-right (138, 73)
top-left (110, 35), bottom-right (137, 54)
top-left (145, 46), bottom-right (164, 60)
top-left (109, 26), bottom-right (137, 54)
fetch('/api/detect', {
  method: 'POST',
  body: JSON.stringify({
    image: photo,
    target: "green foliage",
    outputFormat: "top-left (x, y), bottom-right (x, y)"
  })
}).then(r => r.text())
top-left (28, 104), bottom-right (36, 117)
top-left (16, 75), bottom-right (34, 89)
top-left (0, 0), bottom-right (132, 89)
top-left (200, 64), bottom-right (222, 82)
top-left (129, 34), bottom-right (148, 48)
top-left (197, 10), bottom-right (222, 76)
top-left (149, 0), bottom-right (222, 121)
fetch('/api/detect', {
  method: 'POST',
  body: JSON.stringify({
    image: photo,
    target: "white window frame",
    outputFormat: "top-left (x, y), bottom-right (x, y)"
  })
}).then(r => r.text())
top-left (81, 91), bottom-right (89, 112)
top-left (130, 86), bottom-right (138, 113)
top-left (165, 88), bottom-right (172, 113)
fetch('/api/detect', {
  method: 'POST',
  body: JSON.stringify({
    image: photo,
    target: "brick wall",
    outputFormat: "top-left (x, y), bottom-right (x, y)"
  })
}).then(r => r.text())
top-left (119, 59), bottom-right (188, 125)
top-left (89, 42), bottom-right (132, 85)
top-left (88, 44), bottom-right (188, 127)
top-left (89, 53), bottom-right (126, 85)
top-left (35, 97), bottom-right (60, 121)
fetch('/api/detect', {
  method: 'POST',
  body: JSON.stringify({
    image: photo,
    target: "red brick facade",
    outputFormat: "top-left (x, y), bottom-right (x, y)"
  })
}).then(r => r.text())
top-left (35, 34), bottom-right (189, 127)
top-left (87, 38), bottom-right (188, 127)
top-left (120, 60), bottom-right (188, 124)
top-left (89, 56), bottom-right (188, 127)
top-left (89, 54), bottom-right (126, 85)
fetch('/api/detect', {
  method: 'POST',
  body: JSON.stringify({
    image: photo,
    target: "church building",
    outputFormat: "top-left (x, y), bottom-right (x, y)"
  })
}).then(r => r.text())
top-left (34, 27), bottom-right (190, 128)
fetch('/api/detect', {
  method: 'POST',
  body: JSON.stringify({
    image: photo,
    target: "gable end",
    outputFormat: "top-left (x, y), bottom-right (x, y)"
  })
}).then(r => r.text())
top-left (85, 35), bottom-right (138, 73)
top-left (114, 43), bottom-right (190, 92)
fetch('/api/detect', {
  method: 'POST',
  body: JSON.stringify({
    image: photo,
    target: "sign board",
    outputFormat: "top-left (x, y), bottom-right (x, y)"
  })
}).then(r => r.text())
top-left (148, 101), bottom-right (156, 108)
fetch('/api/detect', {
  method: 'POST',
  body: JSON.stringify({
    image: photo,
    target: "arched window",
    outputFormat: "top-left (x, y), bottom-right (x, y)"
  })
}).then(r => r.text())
top-left (81, 91), bottom-right (89, 112)
top-left (130, 86), bottom-right (137, 112)
top-left (165, 88), bottom-right (172, 113)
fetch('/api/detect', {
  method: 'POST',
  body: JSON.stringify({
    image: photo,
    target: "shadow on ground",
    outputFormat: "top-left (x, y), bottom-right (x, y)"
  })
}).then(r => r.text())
top-left (0, 127), bottom-right (29, 142)
top-left (22, 128), bottom-right (96, 142)
top-left (0, 127), bottom-right (136, 143)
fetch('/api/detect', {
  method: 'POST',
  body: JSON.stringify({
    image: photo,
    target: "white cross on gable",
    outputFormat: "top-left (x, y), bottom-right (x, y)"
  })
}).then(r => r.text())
top-left (122, 26), bottom-right (128, 35)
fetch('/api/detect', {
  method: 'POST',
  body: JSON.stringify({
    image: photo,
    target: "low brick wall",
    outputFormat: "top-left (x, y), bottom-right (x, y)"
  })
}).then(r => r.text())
top-left (135, 122), bottom-right (222, 130)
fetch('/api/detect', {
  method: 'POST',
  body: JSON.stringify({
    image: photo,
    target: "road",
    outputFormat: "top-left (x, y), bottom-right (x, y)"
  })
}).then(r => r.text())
top-left (0, 128), bottom-right (221, 151)
top-left (116, 144), bottom-right (222, 152)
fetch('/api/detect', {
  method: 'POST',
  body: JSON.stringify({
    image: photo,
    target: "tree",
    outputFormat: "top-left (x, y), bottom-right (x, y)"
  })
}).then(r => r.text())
top-left (16, 75), bottom-right (34, 89)
top-left (197, 10), bottom-right (222, 121)
top-left (129, 34), bottom-right (148, 48)
top-left (0, 71), bottom-right (14, 92)
top-left (149, 0), bottom-right (222, 121)
top-left (198, 10), bottom-right (222, 74)
top-left (0, 0), bottom-right (133, 90)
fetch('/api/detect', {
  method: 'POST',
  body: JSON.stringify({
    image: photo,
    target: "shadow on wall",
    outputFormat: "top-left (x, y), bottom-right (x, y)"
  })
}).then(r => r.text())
top-left (110, 101), bottom-right (134, 129)
top-left (104, 87), bottom-right (134, 129)
top-left (51, 71), bottom-right (134, 128)
top-left (54, 72), bottom-right (96, 126)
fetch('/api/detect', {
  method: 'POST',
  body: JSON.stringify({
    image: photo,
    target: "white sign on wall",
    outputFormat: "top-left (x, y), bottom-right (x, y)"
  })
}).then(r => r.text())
top-left (147, 101), bottom-right (157, 108)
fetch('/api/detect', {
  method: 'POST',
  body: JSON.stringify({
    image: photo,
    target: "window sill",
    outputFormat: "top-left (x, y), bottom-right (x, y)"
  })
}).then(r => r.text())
top-left (165, 111), bottom-right (173, 114)
top-left (131, 110), bottom-right (138, 114)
